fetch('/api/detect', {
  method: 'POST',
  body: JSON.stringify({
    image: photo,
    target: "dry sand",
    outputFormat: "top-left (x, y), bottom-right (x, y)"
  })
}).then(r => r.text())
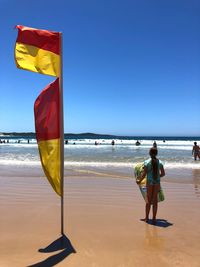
top-left (0, 165), bottom-right (200, 267)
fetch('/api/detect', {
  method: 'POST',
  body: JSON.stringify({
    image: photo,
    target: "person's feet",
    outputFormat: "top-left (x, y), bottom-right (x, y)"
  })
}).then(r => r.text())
top-left (152, 218), bottom-right (156, 224)
top-left (141, 218), bottom-right (157, 224)
top-left (140, 218), bottom-right (149, 223)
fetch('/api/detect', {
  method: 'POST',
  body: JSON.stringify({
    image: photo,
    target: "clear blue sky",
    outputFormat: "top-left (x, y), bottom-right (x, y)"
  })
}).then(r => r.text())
top-left (0, 0), bottom-right (199, 136)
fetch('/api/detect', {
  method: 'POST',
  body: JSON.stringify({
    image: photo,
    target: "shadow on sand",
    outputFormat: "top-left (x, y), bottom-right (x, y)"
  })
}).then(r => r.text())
top-left (141, 218), bottom-right (173, 228)
top-left (27, 234), bottom-right (76, 267)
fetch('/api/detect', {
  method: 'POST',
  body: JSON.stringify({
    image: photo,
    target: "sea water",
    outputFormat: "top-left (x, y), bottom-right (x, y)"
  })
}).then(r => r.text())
top-left (0, 134), bottom-right (200, 170)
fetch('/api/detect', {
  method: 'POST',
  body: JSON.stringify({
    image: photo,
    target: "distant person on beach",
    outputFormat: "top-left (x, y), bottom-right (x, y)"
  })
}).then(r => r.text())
top-left (192, 142), bottom-right (200, 161)
top-left (135, 140), bottom-right (141, 146)
top-left (111, 140), bottom-right (115, 146)
top-left (136, 147), bottom-right (165, 224)
top-left (153, 141), bottom-right (157, 148)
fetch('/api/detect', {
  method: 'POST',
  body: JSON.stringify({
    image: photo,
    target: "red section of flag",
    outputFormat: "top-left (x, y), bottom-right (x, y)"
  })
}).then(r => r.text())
top-left (16, 25), bottom-right (60, 55)
top-left (34, 78), bottom-right (60, 142)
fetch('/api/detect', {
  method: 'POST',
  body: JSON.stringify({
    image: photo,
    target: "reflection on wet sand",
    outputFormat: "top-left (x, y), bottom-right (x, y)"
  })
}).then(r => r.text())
top-left (143, 219), bottom-right (173, 251)
top-left (192, 169), bottom-right (200, 198)
top-left (144, 224), bottom-right (165, 250)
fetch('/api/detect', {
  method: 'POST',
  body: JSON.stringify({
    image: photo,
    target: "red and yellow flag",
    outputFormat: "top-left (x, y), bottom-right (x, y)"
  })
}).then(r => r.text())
top-left (15, 25), bottom-right (62, 196)
top-left (15, 25), bottom-right (60, 76)
top-left (34, 78), bottom-right (61, 195)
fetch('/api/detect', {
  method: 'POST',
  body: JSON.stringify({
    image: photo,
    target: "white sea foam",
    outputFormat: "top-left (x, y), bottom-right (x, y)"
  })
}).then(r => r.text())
top-left (64, 144), bottom-right (193, 151)
top-left (63, 161), bottom-right (200, 170)
top-left (0, 159), bottom-right (40, 166)
top-left (0, 137), bottom-right (197, 147)
top-left (66, 138), bottom-right (195, 145)
top-left (0, 142), bottom-right (193, 151)
top-left (0, 159), bottom-right (199, 170)
top-left (0, 137), bottom-right (199, 172)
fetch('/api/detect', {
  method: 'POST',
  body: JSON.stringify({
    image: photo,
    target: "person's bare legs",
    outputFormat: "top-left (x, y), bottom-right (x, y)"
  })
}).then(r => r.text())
top-left (145, 185), bottom-right (153, 222)
top-left (145, 203), bottom-right (150, 222)
top-left (152, 184), bottom-right (160, 223)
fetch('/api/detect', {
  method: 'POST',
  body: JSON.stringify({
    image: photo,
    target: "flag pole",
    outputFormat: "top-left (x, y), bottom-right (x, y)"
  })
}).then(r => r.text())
top-left (59, 32), bottom-right (64, 235)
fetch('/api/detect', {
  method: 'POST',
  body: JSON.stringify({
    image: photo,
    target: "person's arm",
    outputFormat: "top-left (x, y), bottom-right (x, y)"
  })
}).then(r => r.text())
top-left (160, 166), bottom-right (165, 178)
top-left (136, 166), bottom-right (147, 184)
top-left (192, 146), bottom-right (194, 155)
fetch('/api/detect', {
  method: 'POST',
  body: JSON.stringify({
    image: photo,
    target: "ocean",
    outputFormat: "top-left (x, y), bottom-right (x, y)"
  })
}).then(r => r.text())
top-left (0, 133), bottom-right (200, 170)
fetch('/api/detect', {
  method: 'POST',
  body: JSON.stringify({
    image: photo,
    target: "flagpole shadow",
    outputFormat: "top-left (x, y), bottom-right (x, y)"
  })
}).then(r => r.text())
top-left (27, 234), bottom-right (76, 267)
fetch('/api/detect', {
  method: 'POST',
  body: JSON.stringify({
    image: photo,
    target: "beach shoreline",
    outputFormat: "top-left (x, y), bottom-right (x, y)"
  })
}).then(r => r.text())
top-left (0, 164), bottom-right (200, 266)
top-left (1, 163), bottom-right (200, 183)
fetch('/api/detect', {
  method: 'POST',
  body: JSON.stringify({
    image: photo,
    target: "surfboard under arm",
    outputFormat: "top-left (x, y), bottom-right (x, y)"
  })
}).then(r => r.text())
top-left (134, 163), bottom-right (164, 203)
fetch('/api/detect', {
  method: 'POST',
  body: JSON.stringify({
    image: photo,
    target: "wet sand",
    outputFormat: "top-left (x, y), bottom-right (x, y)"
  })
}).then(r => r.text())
top-left (0, 165), bottom-right (200, 267)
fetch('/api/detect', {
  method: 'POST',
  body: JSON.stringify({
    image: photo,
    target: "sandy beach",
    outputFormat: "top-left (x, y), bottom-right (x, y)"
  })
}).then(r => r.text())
top-left (0, 165), bottom-right (200, 267)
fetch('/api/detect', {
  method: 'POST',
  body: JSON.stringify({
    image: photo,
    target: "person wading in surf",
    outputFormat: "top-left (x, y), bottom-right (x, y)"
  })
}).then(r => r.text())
top-left (192, 142), bottom-right (200, 161)
top-left (137, 147), bottom-right (165, 224)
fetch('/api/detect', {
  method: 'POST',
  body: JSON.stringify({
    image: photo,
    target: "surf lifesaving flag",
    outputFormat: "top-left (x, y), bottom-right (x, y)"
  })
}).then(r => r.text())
top-left (15, 25), bottom-right (62, 196)
top-left (15, 25), bottom-right (60, 76)
top-left (34, 78), bottom-right (61, 195)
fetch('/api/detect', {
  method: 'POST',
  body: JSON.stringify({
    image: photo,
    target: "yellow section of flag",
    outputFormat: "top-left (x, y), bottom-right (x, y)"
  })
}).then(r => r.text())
top-left (38, 138), bottom-right (61, 195)
top-left (15, 42), bottom-right (60, 77)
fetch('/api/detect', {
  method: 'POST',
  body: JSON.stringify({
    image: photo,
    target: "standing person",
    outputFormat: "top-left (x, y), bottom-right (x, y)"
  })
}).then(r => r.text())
top-left (192, 142), bottom-right (200, 161)
top-left (153, 141), bottom-right (157, 148)
top-left (135, 140), bottom-right (141, 146)
top-left (136, 147), bottom-right (165, 224)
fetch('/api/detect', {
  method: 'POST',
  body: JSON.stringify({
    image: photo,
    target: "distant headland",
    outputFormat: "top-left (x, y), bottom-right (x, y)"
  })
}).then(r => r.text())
top-left (0, 132), bottom-right (199, 141)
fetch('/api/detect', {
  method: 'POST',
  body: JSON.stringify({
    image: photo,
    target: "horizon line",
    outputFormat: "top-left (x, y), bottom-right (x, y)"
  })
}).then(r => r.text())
top-left (0, 131), bottom-right (200, 138)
